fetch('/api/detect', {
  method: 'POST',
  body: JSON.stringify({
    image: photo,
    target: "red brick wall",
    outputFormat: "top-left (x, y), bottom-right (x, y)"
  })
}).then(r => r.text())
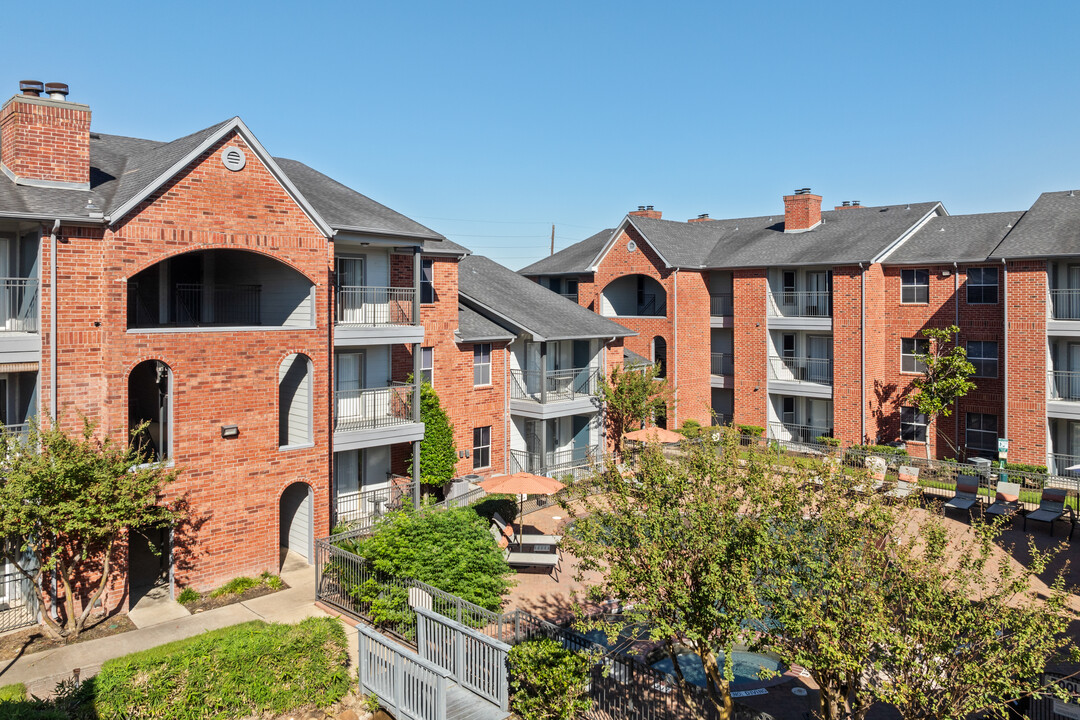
top-left (1004, 260), bottom-right (1048, 465)
top-left (42, 129), bottom-right (332, 604)
top-left (0, 96), bottom-right (90, 186)
top-left (832, 266), bottom-right (864, 445)
top-left (675, 270), bottom-right (712, 425)
top-left (732, 269), bottom-right (768, 429)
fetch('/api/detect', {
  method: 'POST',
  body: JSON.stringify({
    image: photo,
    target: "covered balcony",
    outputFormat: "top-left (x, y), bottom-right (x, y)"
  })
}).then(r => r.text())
top-left (334, 252), bottom-right (422, 345)
top-left (336, 286), bottom-right (415, 326)
top-left (768, 422), bottom-right (834, 445)
top-left (766, 268), bottom-right (832, 330)
top-left (509, 338), bottom-right (602, 418)
top-left (510, 367), bottom-right (598, 404)
top-left (1049, 419), bottom-right (1080, 475)
top-left (599, 275), bottom-right (666, 318)
top-left (711, 352), bottom-right (734, 377)
top-left (334, 382), bottom-right (415, 432)
top-left (1049, 262), bottom-right (1080, 323)
top-left (768, 394), bottom-right (832, 448)
top-left (710, 293), bottom-right (733, 317)
top-left (769, 356), bottom-right (833, 385)
top-left (0, 225), bottom-right (41, 363)
top-left (509, 444), bottom-right (602, 480)
top-left (1048, 340), bottom-right (1080, 418)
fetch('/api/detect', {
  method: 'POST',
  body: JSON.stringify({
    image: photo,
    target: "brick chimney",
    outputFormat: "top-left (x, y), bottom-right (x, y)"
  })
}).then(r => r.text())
top-left (0, 81), bottom-right (91, 190)
top-left (629, 205), bottom-right (662, 220)
top-left (688, 213), bottom-right (712, 223)
top-left (833, 200), bottom-right (862, 210)
top-left (783, 188), bottom-right (822, 233)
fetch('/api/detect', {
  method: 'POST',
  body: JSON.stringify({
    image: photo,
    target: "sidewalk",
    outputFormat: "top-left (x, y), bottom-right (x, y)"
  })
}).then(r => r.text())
top-left (0, 561), bottom-right (344, 698)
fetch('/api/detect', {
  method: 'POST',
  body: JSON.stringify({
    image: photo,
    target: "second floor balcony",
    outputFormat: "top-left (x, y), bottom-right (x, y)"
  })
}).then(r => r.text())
top-left (711, 352), bottom-right (734, 376)
top-left (0, 279), bottom-right (37, 334)
top-left (334, 382), bottom-right (415, 433)
top-left (510, 367), bottom-right (599, 405)
top-left (769, 290), bottom-right (832, 319)
top-left (710, 293), bottom-right (733, 317)
top-left (336, 286), bottom-right (416, 326)
top-left (509, 444), bottom-right (601, 479)
top-left (1049, 371), bottom-right (1080, 402)
top-left (1050, 289), bottom-right (1080, 321)
top-left (770, 355), bottom-right (833, 386)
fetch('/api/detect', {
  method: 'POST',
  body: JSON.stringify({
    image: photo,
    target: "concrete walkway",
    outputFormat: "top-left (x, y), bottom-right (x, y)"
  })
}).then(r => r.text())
top-left (0, 559), bottom-right (343, 698)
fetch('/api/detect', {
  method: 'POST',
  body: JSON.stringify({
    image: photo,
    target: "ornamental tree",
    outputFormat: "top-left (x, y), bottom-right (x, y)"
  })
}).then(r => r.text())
top-left (407, 381), bottom-right (457, 487)
top-left (508, 638), bottom-right (594, 720)
top-left (909, 325), bottom-right (976, 461)
top-left (0, 417), bottom-right (181, 639)
top-left (598, 364), bottom-right (674, 454)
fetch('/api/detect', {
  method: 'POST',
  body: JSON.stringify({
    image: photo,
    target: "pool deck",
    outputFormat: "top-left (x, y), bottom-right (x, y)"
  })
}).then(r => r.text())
top-left (503, 498), bottom-right (1080, 720)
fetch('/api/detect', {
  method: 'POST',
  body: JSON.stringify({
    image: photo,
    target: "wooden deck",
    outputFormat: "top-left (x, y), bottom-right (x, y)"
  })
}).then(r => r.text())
top-left (446, 683), bottom-right (509, 720)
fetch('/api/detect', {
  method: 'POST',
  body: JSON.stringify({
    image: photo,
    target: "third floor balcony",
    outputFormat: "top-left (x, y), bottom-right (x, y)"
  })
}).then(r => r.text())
top-left (336, 286), bottom-right (416, 326)
top-left (0, 278), bottom-right (38, 334)
top-left (510, 367), bottom-right (599, 406)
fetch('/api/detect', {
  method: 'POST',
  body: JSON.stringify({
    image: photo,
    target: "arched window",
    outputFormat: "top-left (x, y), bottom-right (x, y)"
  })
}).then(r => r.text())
top-left (652, 336), bottom-right (667, 379)
top-left (129, 360), bottom-right (171, 461)
top-left (279, 354), bottom-right (313, 448)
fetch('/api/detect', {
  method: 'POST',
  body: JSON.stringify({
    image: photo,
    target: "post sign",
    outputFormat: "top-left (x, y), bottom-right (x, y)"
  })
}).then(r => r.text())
top-left (998, 438), bottom-right (1009, 460)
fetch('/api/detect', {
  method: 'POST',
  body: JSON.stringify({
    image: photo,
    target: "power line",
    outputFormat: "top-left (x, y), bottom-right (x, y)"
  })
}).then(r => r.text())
top-left (415, 214), bottom-right (600, 230)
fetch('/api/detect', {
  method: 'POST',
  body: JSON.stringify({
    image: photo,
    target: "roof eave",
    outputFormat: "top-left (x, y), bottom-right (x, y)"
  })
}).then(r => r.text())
top-left (333, 224), bottom-right (445, 242)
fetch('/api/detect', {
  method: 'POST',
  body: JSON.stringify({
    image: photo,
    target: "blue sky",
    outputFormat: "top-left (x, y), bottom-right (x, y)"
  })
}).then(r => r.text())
top-left (7, 1), bottom-right (1080, 269)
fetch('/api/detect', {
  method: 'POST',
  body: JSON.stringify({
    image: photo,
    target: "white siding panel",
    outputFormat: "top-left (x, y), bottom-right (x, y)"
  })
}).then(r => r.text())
top-left (279, 354), bottom-right (312, 446)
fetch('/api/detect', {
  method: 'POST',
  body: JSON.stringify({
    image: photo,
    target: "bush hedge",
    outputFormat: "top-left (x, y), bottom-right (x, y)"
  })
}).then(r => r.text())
top-left (508, 638), bottom-right (593, 720)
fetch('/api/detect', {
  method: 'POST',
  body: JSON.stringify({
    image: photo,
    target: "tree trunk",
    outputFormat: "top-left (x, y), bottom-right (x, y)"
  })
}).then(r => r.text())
top-left (664, 638), bottom-right (707, 720)
top-left (700, 645), bottom-right (734, 720)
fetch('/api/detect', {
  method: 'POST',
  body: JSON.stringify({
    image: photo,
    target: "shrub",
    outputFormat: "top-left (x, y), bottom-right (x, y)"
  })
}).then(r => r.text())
top-left (736, 424), bottom-right (765, 437)
top-left (677, 419), bottom-right (705, 439)
top-left (472, 494), bottom-right (518, 525)
top-left (339, 506), bottom-right (512, 612)
top-left (817, 436), bottom-right (840, 447)
top-left (1005, 462), bottom-right (1048, 475)
top-left (508, 638), bottom-right (593, 720)
top-left (176, 587), bottom-right (199, 604)
top-left (210, 576), bottom-right (259, 598)
top-left (850, 444), bottom-right (909, 457)
top-left (408, 382), bottom-right (457, 486)
top-left (0, 683), bottom-right (25, 701)
top-left (93, 619), bottom-right (349, 718)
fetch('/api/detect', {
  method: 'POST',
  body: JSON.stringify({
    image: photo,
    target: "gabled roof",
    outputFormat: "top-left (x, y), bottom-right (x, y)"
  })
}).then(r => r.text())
top-left (456, 304), bottom-right (515, 343)
top-left (458, 254), bottom-right (635, 342)
top-left (884, 212), bottom-right (1024, 265)
top-left (0, 117), bottom-right (445, 243)
top-left (990, 190), bottom-right (1080, 259)
top-left (519, 228), bottom-right (612, 275)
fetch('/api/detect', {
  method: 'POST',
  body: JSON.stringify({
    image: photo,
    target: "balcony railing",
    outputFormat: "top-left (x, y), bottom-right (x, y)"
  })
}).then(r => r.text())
top-left (1050, 453), bottom-right (1080, 475)
top-left (1049, 371), bottom-right (1080, 401)
top-left (334, 475), bottom-right (412, 526)
top-left (509, 444), bottom-right (601, 479)
top-left (637, 293), bottom-right (666, 316)
top-left (769, 422), bottom-right (833, 445)
top-left (557, 291), bottom-right (578, 303)
top-left (1050, 289), bottom-right (1080, 320)
top-left (710, 352), bottom-right (734, 376)
top-left (174, 283), bottom-right (262, 325)
top-left (710, 293), bottom-right (733, 317)
top-left (334, 383), bottom-right (415, 432)
top-left (510, 367), bottom-right (599, 403)
top-left (770, 290), bottom-right (832, 318)
top-left (1, 423), bottom-right (29, 442)
top-left (0, 279), bottom-right (38, 333)
top-left (336, 286), bottom-right (416, 326)
top-left (770, 356), bottom-right (833, 385)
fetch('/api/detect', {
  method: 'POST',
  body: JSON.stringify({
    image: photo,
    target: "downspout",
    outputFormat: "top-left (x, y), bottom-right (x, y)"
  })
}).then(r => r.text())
top-left (503, 344), bottom-right (509, 474)
top-left (1002, 258), bottom-right (1008, 446)
top-left (672, 269), bottom-right (678, 426)
top-left (49, 219), bottom-right (59, 420)
top-left (412, 248), bottom-right (422, 510)
top-left (859, 263), bottom-right (865, 444)
top-left (954, 262), bottom-right (960, 457)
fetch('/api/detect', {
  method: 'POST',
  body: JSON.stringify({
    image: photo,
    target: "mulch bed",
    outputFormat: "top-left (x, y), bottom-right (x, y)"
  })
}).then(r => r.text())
top-left (0, 612), bottom-right (137, 661)
top-left (182, 580), bottom-right (290, 614)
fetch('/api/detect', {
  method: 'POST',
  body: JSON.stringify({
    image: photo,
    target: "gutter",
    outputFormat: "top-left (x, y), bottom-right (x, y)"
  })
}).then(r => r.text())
top-left (859, 262), bottom-right (865, 443)
top-left (49, 219), bottom-right (59, 420)
top-left (1002, 258), bottom-right (1008, 443)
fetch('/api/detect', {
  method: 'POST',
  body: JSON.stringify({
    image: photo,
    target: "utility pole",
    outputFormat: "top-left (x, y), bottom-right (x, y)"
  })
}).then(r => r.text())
top-left (550, 224), bottom-right (555, 256)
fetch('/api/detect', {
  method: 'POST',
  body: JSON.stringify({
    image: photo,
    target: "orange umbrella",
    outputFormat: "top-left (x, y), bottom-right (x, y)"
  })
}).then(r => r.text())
top-left (623, 426), bottom-right (684, 444)
top-left (480, 472), bottom-right (565, 540)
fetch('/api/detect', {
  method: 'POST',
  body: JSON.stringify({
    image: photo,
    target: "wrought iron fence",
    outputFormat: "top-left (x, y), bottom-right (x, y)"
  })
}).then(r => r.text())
top-left (0, 278), bottom-right (38, 333)
top-left (174, 283), bottom-right (261, 325)
top-left (769, 290), bottom-right (831, 318)
top-left (710, 352), bottom-right (734, 376)
top-left (767, 422), bottom-right (833, 447)
top-left (709, 293), bottom-right (733, 317)
top-left (336, 286), bottom-right (415, 326)
top-left (1050, 289), bottom-right (1080, 320)
top-left (334, 476), bottom-right (415, 529)
top-left (335, 383), bottom-right (414, 432)
top-left (509, 367), bottom-right (599, 403)
top-left (0, 567), bottom-right (37, 634)
top-left (1049, 370), bottom-right (1080, 401)
top-left (769, 355), bottom-right (832, 385)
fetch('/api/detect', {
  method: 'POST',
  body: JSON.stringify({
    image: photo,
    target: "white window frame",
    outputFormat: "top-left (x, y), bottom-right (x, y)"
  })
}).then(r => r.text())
top-left (901, 269), bottom-right (929, 304)
top-left (900, 406), bottom-right (928, 443)
top-left (473, 344), bottom-right (492, 387)
top-left (901, 338), bottom-right (929, 374)
top-left (965, 412), bottom-right (998, 457)
top-left (966, 340), bottom-right (998, 378)
top-left (420, 347), bottom-right (434, 386)
top-left (966, 267), bottom-right (999, 305)
top-left (473, 426), bottom-right (491, 470)
top-left (420, 258), bottom-right (435, 304)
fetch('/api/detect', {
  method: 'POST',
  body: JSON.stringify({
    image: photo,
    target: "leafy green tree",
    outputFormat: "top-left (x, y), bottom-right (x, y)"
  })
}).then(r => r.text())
top-left (561, 434), bottom-right (785, 719)
top-left (339, 505), bottom-right (511, 611)
top-left (0, 417), bottom-right (180, 639)
top-left (876, 518), bottom-right (1077, 720)
top-left (909, 325), bottom-right (976, 461)
top-left (598, 364), bottom-right (673, 453)
top-left (408, 381), bottom-right (457, 486)
top-left (508, 638), bottom-right (594, 720)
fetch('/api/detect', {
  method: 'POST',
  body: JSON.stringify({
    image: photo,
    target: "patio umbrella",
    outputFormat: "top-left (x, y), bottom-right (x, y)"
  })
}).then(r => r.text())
top-left (479, 472), bottom-right (565, 541)
top-left (623, 426), bottom-right (684, 444)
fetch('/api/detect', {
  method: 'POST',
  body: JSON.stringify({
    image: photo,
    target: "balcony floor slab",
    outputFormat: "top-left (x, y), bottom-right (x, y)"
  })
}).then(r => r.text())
top-left (509, 396), bottom-right (600, 420)
top-left (768, 378), bottom-right (833, 399)
top-left (335, 325), bottom-right (423, 346)
top-left (333, 421), bottom-right (424, 451)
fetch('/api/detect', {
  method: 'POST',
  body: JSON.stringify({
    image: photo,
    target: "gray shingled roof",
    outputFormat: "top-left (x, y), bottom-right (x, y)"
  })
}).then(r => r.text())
top-left (623, 348), bottom-right (651, 367)
top-left (458, 254), bottom-right (635, 342)
top-left (519, 228), bottom-right (612, 275)
top-left (422, 237), bottom-right (470, 256)
top-left (520, 204), bottom-right (944, 273)
top-left (990, 190), bottom-right (1080, 259)
top-left (0, 120), bottom-right (445, 242)
top-left (457, 303), bottom-right (515, 342)
top-left (884, 212), bottom-right (1024, 265)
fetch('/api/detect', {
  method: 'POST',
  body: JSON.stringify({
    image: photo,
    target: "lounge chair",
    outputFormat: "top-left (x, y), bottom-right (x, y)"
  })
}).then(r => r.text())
top-left (886, 465), bottom-right (919, 500)
top-left (944, 474), bottom-right (983, 515)
top-left (492, 512), bottom-right (561, 548)
top-left (1024, 487), bottom-right (1076, 538)
top-left (489, 525), bottom-right (561, 575)
top-left (985, 481), bottom-right (1022, 521)
top-left (855, 456), bottom-right (888, 494)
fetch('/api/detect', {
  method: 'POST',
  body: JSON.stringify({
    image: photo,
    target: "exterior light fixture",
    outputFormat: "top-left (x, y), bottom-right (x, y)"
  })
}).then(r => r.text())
top-left (220, 425), bottom-right (240, 439)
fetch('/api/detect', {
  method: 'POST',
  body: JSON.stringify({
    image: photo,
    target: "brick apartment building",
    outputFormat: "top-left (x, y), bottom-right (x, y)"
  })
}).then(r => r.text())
top-left (522, 190), bottom-right (1080, 472)
top-left (0, 81), bottom-right (634, 622)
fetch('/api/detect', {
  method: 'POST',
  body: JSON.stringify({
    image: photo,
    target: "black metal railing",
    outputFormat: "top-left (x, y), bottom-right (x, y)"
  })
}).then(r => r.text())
top-left (510, 367), bottom-right (599, 403)
top-left (334, 383), bottom-right (415, 432)
top-left (336, 286), bottom-right (415, 326)
top-left (769, 355), bottom-right (833, 385)
top-left (709, 293), bottom-right (733, 317)
top-left (710, 352), bottom-right (734, 376)
top-left (770, 290), bottom-right (831, 318)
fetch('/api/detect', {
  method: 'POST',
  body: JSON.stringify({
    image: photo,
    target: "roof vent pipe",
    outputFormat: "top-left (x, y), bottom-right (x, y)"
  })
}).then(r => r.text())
top-left (637, 205), bottom-right (646, 211)
top-left (44, 83), bottom-right (69, 100)
top-left (19, 80), bottom-right (43, 97)
top-left (852, 200), bottom-right (860, 207)
top-left (842, 201), bottom-right (851, 207)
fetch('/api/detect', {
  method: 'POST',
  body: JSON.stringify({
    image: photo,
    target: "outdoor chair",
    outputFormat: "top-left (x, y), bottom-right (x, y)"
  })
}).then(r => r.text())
top-left (492, 513), bottom-right (561, 550)
top-left (985, 481), bottom-right (1022, 521)
top-left (855, 456), bottom-right (888, 494)
top-left (944, 474), bottom-right (983, 515)
top-left (489, 525), bottom-right (561, 575)
top-left (1024, 487), bottom-right (1076, 539)
top-left (885, 465), bottom-right (919, 501)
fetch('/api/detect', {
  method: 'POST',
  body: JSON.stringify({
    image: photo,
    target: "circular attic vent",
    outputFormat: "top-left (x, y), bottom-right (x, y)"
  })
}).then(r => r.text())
top-left (626, 240), bottom-right (637, 253)
top-left (221, 146), bottom-right (247, 172)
